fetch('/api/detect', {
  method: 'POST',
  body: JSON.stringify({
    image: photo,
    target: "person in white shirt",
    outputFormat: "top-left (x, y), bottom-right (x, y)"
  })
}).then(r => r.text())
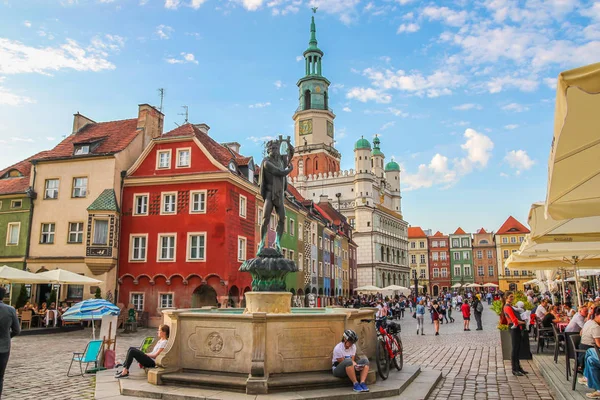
top-left (116, 325), bottom-right (170, 378)
top-left (332, 329), bottom-right (370, 392)
top-left (535, 299), bottom-right (548, 321)
top-left (565, 306), bottom-right (588, 333)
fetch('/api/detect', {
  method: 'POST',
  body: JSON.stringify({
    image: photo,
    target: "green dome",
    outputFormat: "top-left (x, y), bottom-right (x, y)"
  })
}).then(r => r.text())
top-left (385, 160), bottom-right (400, 172)
top-left (355, 137), bottom-right (371, 150)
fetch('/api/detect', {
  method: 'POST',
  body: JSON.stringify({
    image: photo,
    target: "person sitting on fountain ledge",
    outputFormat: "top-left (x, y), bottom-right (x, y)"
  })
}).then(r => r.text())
top-left (332, 329), bottom-right (370, 392)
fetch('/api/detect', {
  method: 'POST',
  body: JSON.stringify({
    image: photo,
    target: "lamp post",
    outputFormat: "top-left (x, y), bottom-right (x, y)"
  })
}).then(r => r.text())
top-left (414, 275), bottom-right (419, 304)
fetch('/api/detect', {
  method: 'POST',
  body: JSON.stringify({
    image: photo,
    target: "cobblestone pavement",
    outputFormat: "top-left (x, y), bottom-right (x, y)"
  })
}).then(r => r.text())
top-left (3, 305), bottom-right (556, 400)
top-left (400, 304), bottom-right (555, 400)
top-left (3, 326), bottom-right (151, 400)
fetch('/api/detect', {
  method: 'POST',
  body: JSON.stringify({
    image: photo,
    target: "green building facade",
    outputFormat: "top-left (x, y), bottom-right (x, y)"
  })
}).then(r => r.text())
top-left (449, 228), bottom-right (474, 286)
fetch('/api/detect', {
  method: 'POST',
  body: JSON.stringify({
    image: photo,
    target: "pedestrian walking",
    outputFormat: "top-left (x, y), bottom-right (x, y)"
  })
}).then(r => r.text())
top-left (440, 302), bottom-right (449, 324)
top-left (461, 299), bottom-right (471, 331)
top-left (0, 286), bottom-right (20, 397)
top-left (431, 300), bottom-right (441, 336)
top-left (447, 300), bottom-right (455, 322)
top-left (473, 295), bottom-right (484, 330)
top-left (486, 292), bottom-right (493, 305)
top-left (503, 291), bottom-right (529, 376)
top-left (399, 299), bottom-right (405, 319)
top-left (416, 299), bottom-right (426, 335)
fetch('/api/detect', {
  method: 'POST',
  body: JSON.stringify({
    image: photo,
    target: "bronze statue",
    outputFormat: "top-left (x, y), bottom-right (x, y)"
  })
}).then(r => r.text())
top-left (257, 136), bottom-right (294, 254)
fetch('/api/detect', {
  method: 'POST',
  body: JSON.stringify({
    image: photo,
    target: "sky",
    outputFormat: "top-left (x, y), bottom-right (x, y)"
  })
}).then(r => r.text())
top-left (0, 0), bottom-right (598, 235)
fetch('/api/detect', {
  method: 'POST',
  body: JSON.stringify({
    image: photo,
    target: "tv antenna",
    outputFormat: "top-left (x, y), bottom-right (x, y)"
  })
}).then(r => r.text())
top-left (157, 88), bottom-right (165, 112)
top-left (179, 106), bottom-right (189, 124)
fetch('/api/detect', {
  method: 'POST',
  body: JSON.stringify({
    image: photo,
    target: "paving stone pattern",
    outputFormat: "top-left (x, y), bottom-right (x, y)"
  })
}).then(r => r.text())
top-left (400, 304), bottom-right (555, 400)
top-left (3, 305), bottom-right (557, 400)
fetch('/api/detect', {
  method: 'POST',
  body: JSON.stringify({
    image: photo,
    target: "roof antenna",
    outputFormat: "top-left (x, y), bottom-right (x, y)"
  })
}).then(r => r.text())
top-left (157, 88), bottom-right (165, 113)
top-left (178, 105), bottom-right (189, 124)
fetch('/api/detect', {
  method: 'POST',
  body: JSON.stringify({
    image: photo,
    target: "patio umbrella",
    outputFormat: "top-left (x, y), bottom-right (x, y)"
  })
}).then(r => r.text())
top-left (409, 284), bottom-right (424, 289)
top-left (0, 266), bottom-right (53, 306)
top-left (546, 62), bottom-right (600, 220)
top-left (62, 299), bottom-right (120, 339)
top-left (382, 285), bottom-right (410, 293)
top-left (451, 283), bottom-right (461, 288)
top-left (528, 202), bottom-right (600, 244)
top-left (482, 283), bottom-right (499, 287)
top-left (353, 285), bottom-right (381, 293)
top-left (36, 269), bottom-right (102, 314)
top-left (522, 279), bottom-right (540, 286)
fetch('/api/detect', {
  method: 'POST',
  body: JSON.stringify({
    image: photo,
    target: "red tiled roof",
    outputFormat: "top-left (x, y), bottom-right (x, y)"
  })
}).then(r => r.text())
top-left (317, 201), bottom-right (345, 226)
top-left (408, 226), bottom-right (427, 238)
top-left (162, 124), bottom-right (237, 169)
top-left (0, 151), bottom-right (49, 195)
top-left (477, 227), bottom-right (487, 234)
top-left (497, 216), bottom-right (530, 235)
top-left (286, 184), bottom-right (306, 202)
top-left (453, 227), bottom-right (467, 235)
top-left (33, 119), bottom-right (139, 162)
top-left (432, 231), bottom-right (446, 237)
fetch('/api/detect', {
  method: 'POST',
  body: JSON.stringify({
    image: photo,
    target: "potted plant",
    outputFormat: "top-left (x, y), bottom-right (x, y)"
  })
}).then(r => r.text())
top-left (492, 291), bottom-right (533, 360)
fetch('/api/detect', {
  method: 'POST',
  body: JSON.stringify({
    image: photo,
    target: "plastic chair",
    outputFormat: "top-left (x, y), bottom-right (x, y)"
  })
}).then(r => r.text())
top-left (569, 334), bottom-right (587, 390)
top-left (565, 332), bottom-right (579, 380)
top-left (553, 324), bottom-right (566, 363)
top-left (536, 319), bottom-right (554, 353)
top-left (20, 310), bottom-right (32, 329)
top-left (67, 340), bottom-right (103, 377)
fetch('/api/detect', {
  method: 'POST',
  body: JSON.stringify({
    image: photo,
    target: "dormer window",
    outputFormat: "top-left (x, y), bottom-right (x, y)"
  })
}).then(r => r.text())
top-left (229, 162), bottom-right (237, 172)
top-left (74, 145), bottom-right (90, 155)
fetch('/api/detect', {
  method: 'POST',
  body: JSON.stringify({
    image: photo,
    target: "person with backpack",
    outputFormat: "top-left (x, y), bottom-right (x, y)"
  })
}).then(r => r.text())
top-left (473, 294), bottom-right (484, 330)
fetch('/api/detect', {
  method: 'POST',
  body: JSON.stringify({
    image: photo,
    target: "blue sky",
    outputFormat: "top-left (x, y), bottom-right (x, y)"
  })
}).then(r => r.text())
top-left (1, 0), bottom-right (599, 234)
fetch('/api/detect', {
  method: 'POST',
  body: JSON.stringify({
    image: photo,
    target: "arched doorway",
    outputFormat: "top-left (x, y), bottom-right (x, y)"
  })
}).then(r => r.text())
top-left (192, 284), bottom-right (218, 308)
top-left (433, 285), bottom-right (439, 297)
top-left (228, 285), bottom-right (240, 308)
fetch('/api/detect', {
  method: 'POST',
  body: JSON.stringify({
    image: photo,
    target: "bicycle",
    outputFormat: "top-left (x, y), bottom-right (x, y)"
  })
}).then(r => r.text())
top-left (361, 318), bottom-right (403, 380)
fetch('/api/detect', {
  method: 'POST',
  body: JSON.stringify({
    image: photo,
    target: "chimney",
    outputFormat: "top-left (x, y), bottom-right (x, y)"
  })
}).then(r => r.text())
top-left (137, 104), bottom-right (164, 147)
top-left (72, 113), bottom-right (96, 134)
top-left (223, 142), bottom-right (241, 154)
top-left (194, 123), bottom-right (210, 135)
top-left (319, 194), bottom-right (329, 204)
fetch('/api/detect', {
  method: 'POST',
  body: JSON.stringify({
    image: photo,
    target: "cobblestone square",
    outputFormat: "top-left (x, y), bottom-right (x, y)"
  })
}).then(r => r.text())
top-left (3, 306), bottom-right (556, 400)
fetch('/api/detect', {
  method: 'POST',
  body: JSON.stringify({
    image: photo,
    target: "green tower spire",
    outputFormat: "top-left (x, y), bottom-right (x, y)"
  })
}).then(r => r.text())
top-left (308, 14), bottom-right (318, 50)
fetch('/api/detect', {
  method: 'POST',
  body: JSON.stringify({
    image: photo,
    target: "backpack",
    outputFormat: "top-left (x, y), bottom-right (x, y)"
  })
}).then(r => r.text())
top-left (476, 302), bottom-right (483, 313)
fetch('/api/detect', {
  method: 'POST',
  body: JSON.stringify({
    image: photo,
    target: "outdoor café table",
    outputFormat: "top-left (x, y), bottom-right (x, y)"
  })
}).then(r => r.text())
top-left (556, 321), bottom-right (569, 332)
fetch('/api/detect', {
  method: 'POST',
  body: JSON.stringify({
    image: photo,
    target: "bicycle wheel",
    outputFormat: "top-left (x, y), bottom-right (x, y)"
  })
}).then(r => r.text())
top-left (376, 338), bottom-right (390, 380)
top-left (391, 334), bottom-right (403, 371)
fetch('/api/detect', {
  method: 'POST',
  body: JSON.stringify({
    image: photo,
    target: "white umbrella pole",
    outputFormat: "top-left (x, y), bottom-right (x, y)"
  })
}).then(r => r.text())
top-left (92, 310), bottom-right (96, 340)
top-left (561, 269), bottom-right (567, 306)
top-left (573, 261), bottom-right (582, 308)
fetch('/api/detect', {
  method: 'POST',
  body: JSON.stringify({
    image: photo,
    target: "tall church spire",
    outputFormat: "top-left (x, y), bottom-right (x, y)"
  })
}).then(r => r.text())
top-left (303, 8), bottom-right (324, 77)
top-left (308, 12), bottom-right (318, 50)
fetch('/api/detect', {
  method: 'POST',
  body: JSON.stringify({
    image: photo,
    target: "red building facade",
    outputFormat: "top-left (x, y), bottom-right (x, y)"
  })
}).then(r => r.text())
top-left (428, 231), bottom-right (451, 296)
top-left (117, 124), bottom-right (258, 326)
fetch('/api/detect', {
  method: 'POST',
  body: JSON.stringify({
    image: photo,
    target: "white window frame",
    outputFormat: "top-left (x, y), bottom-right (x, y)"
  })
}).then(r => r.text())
top-left (187, 232), bottom-right (207, 262)
top-left (72, 177), bottom-right (88, 198)
top-left (432, 252), bottom-right (439, 261)
top-left (510, 236), bottom-right (517, 243)
top-left (67, 222), bottom-right (84, 244)
top-left (454, 265), bottom-right (461, 276)
top-left (40, 223), bottom-right (55, 244)
top-left (433, 268), bottom-right (439, 278)
top-left (432, 240), bottom-right (438, 248)
top-left (298, 223), bottom-right (303, 240)
top-left (298, 253), bottom-right (303, 271)
top-left (487, 250), bottom-right (493, 259)
top-left (6, 222), bottom-right (20, 246)
top-left (441, 268), bottom-right (448, 278)
top-left (464, 265), bottom-right (472, 276)
top-left (420, 254), bottom-right (426, 264)
top-left (440, 252), bottom-right (447, 261)
top-left (157, 233), bottom-right (177, 262)
top-left (502, 237), bottom-right (508, 244)
top-left (503, 250), bottom-right (510, 259)
top-left (477, 250), bottom-right (483, 259)
top-left (237, 236), bottom-right (247, 261)
top-left (131, 292), bottom-right (144, 311)
top-left (488, 265), bottom-right (494, 276)
top-left (156, 149), bottom-right (172, 170)
top-left (319, 261), bottom-right (323, 276)
top-left (91, 218), bottom-right (109, 246)
top-left (10, 199), bottom-right (22, 209)
top-left (478, 266), bottom-right (484, 276)
top-left (129, 234), bottom-right (148, 262)
top-left (463, 251), bottom-right (470, 260)
top-left (289, 219), bottom-right (295, 236)
top-left (239, 194), bottom-right (247, 218)
top-left (289, 250), bottom-right (294, 261)
top-left (133, 194), bottom-right (149, 216)
top-left (159, 292), bottom-right (174, 309)
top-left (189, 190), bottom-right (207, 214)
top-left (161, 192), bottom-right (177, 215)
top-left (176, 147), bottom-right (191, 168)
top-left (44, 179), bottom-right (59, 199)
top-left (453, 252), bottom-right (460, 261)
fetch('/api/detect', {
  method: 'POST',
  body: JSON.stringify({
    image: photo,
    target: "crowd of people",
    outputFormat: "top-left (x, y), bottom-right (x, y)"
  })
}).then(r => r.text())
top-left (18, 301), bottom-right (70, 327)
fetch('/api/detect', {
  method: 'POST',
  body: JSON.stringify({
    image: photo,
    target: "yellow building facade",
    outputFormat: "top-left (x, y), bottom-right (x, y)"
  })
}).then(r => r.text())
top-left (495, 216), bottom-right (532, 292)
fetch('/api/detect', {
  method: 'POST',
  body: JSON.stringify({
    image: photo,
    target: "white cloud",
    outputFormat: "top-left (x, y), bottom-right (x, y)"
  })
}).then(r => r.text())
top-left (337, 127), bottom-right (347, 139)
top-left (543, 77), bottom-right (557, 89)
top-left (165, 0), bottom-right (180, 9)
top-left (10, 137), bottom-right (34, 143)
top-left (296, 56), bottom-right (303, 62)
top-left (308, 0), bottom-right (361, 25)
top-left (504, 124), bottom-right (519, 130)
top-left (139, 0), bottom-right (149, 4)
top-left (387, 107), bottom-right (408, 117)
top-left (156, 25), bottom-right (173, 40)
top-left (487, 76), bottom-right (538, 93)
top-left (0, 37), bottom-right (122, 75)
top-left (249, 102), bottom-right (271, 108)
top-left (23, 21), bottom-right (32, 28)
top-left (239, 0), bottom-right (263, 11)
top-left (346, 87), bottom-right (391, 103)
top-left (502, 102), bottom-right (529, 112)
top-left (500, 172), bottom-right (509, 178)
top-left (402, 128), bottom-right (493, 190)
top-left (397, 23), bottom-right (420, 34)
top-left (0, 78), bottom-right (35, 106)
top-left (361, 67), bottom-right (465, 98)
top-left (190, 0), bottom-right (208, 8)
top-left (46, 137), bottom-right (56, 141)
top-left (379, 56), bottom-right (391, 63)
top-left (166, 52), bottom-right (198, 64)
top-left (504, 149), bottom-right (534, 172)
top-left (247, 135), bottom-right (275, 143)
top-left (274, 80), bottom-right (284, 89)
top-left (342, 107), bottom-right (352, 112)
top-left (380, 121), bottom-right (395, 131)
top-left (421, 6), bottom-right (469, 27)
top-left (452, 103), bottom-right (482, 111)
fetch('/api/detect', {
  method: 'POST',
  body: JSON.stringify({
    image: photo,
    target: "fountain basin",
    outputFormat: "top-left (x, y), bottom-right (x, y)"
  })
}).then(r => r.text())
top-left (150, 307), bottom-right (377, 394)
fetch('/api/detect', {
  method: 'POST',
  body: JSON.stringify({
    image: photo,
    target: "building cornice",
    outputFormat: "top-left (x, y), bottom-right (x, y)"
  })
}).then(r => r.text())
top-left (27, 257), bottom-right (85, 264)
top-left (124, 171), bottom-right (259, 195)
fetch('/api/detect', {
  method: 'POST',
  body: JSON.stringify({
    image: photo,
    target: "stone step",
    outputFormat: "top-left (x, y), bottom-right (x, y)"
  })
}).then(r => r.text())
top-left (384, 369), bottom-right (443, 400)
top-left (160, 370), bottom-right (248, 392)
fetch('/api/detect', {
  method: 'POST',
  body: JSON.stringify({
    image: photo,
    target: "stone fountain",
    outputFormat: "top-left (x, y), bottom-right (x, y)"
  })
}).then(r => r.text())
top-left (146, 136), bottom-right (378, 395)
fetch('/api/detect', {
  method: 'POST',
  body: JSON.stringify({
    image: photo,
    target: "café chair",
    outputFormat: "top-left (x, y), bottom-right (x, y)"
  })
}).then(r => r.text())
top-left (20, 310), bottom-right (32, 329)
top-left (569, 334), bottom-right (587, 391)
top-left (553, 324), bottom-right (566, 363)
top-left (536, 321), bottom-right (554, 353)
top-left (67, 339), bottom-right (103, 377)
